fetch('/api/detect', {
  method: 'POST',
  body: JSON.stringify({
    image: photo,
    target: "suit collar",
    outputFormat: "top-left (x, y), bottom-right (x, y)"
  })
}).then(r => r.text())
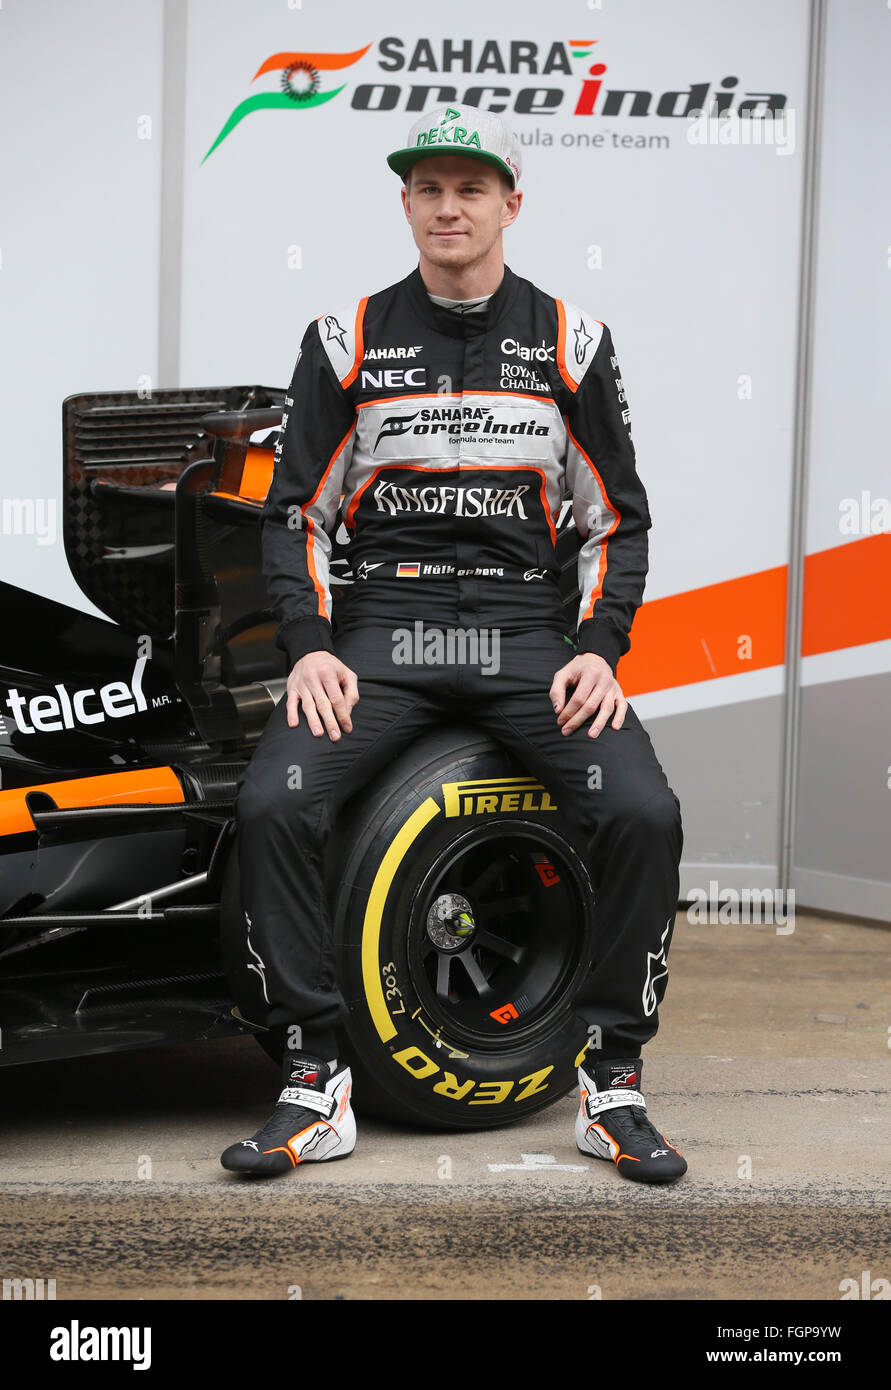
top-left (404, 263), bottom-right (519, 336)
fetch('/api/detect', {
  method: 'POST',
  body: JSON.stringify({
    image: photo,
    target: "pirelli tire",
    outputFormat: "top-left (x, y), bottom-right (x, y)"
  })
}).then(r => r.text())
top-left (333, 729), bottom-right (597, 1129)
top-left (223, 726), bottom-right (596, 1130)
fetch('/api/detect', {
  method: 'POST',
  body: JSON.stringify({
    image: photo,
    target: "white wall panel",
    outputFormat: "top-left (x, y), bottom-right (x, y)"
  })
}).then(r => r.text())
top-left (0, 0), bottom-right (165, 612)
top-left (804, 1), bottom-right (891, 560)
top-left (792, 0), bottom-right (891, 917)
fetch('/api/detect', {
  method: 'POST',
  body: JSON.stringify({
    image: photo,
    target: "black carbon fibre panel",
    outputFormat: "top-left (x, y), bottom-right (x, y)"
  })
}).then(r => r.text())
top-left (62, 386), bottom-right (285, 639)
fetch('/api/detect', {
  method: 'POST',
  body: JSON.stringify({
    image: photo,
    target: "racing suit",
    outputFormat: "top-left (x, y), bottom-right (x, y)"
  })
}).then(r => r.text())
top-left (264, 262), bottom-right (648, 673)
top-left (236, 262), bottom-right (683, 1060)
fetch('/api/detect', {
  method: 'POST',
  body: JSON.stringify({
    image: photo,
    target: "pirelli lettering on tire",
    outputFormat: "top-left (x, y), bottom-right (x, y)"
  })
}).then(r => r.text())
top-left (441, 776), bottom-right (558, 818)
top-left (392, 1047), bottom-right (554, 1105)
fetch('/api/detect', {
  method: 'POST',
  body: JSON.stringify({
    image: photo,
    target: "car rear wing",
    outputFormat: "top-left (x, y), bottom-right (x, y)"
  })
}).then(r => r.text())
top-left (62, 385), bottom-right (287, 686)
top-left (62, 386), bottom-right (285, 634)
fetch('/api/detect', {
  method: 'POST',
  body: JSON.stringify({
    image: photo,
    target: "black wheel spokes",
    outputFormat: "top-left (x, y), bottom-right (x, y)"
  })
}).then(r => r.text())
top-left (473, 929), bottom-right (523, 964)
top-left (434, 952), bottom-right (453, 1000)
top-left (466, 856), bottom-right (506, 899)
top-left (423, 850), bottom-right (528, 999)
top-left (476, 893), bottom-right (531, 919)
top-left (452, 949), bottom-right (491, 997)
top-left (410, 827), bottom-right (589, 1044)
top-left (423, 850), bottom-right (535, 1003)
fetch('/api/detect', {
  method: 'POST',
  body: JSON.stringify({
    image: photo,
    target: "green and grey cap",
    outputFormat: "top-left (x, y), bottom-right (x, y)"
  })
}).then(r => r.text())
top-left (387, 104), bottom-right (522, 187)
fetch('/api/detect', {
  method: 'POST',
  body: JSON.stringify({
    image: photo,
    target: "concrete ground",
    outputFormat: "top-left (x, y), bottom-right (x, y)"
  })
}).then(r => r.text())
top-left (0, 909), bottom-right (888, 1301)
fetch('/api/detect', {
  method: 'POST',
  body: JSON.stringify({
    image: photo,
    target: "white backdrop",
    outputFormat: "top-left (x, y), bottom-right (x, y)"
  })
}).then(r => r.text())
top-left (0, 0), bottom-right (810, 623)
top-left (801, 0), bottom-right (891, 688)
top-left (0, 0), bottom-right (165, 610)
top-left (180, 0), bottom-right (809, 612)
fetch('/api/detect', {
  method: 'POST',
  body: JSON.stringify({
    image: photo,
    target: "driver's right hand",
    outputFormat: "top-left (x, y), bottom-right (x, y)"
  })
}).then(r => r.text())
top-left (285, 650), bottom-right (359, 740)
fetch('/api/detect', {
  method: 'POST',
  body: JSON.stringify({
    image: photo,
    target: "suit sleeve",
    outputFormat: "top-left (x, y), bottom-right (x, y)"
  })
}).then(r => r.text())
top-left (563, 323), bottom-right (652, 674)
top-left (261, 320), bottom-right (357, 668)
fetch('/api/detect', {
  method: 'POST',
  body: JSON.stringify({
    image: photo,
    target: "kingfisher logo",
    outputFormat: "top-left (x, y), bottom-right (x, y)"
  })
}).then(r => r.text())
top-left (373, 479), bottom-right (530, 519)
top-left (203, 37), bottom-right (788, 160)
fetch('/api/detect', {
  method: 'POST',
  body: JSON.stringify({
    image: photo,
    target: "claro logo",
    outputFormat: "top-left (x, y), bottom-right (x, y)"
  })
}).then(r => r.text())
top-left (3, 657), bottom-right (149, 735)
top-left (501, 338), bottom-right (556, 361)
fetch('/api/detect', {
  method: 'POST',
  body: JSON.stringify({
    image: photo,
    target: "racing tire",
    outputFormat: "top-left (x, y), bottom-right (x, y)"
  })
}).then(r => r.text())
top-left (221, 725), bottom-right (596, 1130)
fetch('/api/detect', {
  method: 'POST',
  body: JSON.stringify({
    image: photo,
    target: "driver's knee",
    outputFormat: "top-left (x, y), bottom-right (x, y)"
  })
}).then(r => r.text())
top-left (236, 760), bottom-right (327, 844)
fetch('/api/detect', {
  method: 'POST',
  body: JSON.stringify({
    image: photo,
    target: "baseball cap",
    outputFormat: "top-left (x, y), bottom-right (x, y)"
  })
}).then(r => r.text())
top-left (387, 104), bottom-right (522, 187)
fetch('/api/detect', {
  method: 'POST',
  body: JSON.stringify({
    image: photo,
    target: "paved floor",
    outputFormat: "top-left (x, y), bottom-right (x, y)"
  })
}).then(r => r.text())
top-left (0, 910), bottom-right (888, 1300)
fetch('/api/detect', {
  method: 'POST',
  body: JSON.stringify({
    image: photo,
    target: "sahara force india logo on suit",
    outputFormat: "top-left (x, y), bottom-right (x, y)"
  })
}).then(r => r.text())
top-left (373, 406), bottom-right (552, 452)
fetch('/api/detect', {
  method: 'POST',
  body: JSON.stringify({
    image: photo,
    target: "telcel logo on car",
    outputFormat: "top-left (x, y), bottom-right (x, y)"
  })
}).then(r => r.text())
top-left (2, 657), bottom-right (148, 734)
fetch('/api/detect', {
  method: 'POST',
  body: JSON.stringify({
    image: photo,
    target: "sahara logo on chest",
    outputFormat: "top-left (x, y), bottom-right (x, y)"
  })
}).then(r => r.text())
top-left (363, 346), bottom-right (423, 359)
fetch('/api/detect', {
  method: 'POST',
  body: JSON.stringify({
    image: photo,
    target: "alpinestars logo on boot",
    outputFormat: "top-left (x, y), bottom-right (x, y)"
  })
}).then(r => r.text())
top-left (288, 1062), bottom-right (320, 1085)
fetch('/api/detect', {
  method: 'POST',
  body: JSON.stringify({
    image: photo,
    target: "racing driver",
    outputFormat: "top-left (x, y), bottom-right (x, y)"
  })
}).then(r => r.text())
top-left (221, 104), bottom-right (686, 1184)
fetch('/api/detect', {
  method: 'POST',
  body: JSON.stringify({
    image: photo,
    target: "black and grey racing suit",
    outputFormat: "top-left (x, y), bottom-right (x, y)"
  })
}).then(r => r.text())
top-left (235, 262), bottom-right (683, 1062)
top-left (263, 261), bottom-right (649, 674)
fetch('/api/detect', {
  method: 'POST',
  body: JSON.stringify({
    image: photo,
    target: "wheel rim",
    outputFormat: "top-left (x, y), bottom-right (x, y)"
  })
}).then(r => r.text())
top-left (406, 821), bottom-right (592, 1050)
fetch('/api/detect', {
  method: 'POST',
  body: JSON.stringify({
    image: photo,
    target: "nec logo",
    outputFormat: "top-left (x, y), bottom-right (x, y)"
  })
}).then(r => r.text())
top-left (360, 367), bottom-right (427, 391)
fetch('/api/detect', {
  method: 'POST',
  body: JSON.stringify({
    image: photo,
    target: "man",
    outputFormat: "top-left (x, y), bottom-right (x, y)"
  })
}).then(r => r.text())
top-left (221, 105), bottom-right (685, 1183)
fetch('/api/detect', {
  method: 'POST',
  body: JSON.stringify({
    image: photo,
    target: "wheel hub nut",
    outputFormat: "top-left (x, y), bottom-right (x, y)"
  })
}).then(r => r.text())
top-left (426, 892), bottom-right (476, 952)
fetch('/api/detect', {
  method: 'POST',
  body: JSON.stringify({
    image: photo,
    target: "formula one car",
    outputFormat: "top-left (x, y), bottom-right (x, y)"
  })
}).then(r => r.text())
top-left (0, 387), bottom-right (597, 1129)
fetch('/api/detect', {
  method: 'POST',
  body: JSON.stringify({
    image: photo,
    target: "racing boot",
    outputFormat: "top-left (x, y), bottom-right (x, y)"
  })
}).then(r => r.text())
top-left (576, 1056), bottom-right (686, 1184)
top-left (221, 1052), bottom-right (356, 1175)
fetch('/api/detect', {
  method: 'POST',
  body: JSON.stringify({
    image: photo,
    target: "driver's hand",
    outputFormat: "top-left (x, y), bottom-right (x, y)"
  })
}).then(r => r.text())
top-left (549, 652), bottom-right (627, 738)
top-left (286, 651), bottom-right (359, 740)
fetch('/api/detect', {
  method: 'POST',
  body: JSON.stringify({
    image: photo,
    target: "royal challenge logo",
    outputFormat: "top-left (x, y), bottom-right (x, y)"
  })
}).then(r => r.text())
top-left (203, 36), bottom-right (789, 160)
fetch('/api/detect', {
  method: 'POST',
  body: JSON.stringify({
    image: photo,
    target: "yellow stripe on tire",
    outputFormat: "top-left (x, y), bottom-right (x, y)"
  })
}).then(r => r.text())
top-left (361, 796), bottom-right (441, 1043)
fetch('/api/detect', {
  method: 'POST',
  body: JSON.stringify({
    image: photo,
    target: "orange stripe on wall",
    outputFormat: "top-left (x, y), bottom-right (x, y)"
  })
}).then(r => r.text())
top-left (801, 532), bottom-right (891, 656)
top-left (619, 534), bottom-right (890, 697)
top-left (0, 768), bottom-right (184, 838)
top-left (619, 565), bottom-right (787, 696)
